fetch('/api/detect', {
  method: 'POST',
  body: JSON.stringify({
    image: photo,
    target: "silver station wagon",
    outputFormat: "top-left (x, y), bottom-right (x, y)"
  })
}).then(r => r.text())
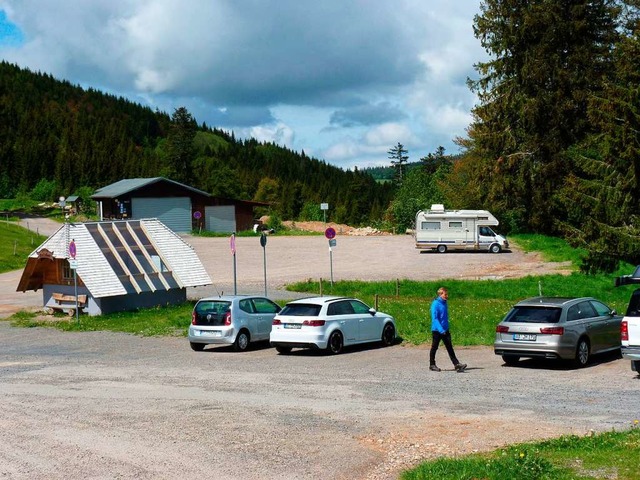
top-left (494, 297), bottom-right (622, 367)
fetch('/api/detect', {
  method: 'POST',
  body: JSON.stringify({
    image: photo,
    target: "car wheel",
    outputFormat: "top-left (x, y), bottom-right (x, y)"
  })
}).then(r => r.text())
top-left (501, 355), bottom-right (520, 366)
top-left (190, 342), bottom-right (205, 352)
top-left (381, 323), bottom-right (395, 347)
top-left (234, 330), bottom-right (250, 352)
top-left (276, 346), bottom-right (292, 354)
top-left (437, 245), bottom-right (447, 253)
top-left (490, 244), bottom-right (501, 254)
top-left (573, 338), bottom-right (590, 367)
top-left (327, 331), bottom-right (344, 355)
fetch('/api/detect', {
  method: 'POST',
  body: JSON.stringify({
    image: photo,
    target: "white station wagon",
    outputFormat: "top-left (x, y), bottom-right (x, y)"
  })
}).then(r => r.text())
top-left (270, 296), bottom-right (396, 354)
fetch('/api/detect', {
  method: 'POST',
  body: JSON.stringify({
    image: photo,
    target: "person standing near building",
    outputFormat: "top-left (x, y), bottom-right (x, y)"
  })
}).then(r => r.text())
top-left (429, 287), bottom-right (467, 372)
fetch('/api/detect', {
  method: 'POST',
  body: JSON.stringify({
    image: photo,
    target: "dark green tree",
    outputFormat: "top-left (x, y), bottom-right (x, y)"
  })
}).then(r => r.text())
top-left (388, 142), bottom-right (408, 185)
top-left (560, 2), bottom-right (640, 272)
top-left (467, 0), bottom-right (619, 232)
top-left (165, 107), bottom-right (197, 184)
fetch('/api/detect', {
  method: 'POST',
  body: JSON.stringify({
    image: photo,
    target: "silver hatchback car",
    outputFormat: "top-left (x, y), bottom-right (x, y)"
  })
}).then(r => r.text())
top-left (189, 295), bottom-right (281, 352)
top-left (494, 297), bottom-right (621, 367)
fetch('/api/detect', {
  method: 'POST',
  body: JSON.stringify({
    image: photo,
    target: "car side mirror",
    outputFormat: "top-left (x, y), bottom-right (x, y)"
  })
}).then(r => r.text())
top-left (611, 309), bottom-right (617, 316)
top-left (368, 308), bottom-right (377, 315)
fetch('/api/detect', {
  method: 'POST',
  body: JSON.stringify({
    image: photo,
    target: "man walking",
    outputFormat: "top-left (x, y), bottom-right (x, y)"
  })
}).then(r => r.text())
top-left (429, 287), bottom-right (467, 372)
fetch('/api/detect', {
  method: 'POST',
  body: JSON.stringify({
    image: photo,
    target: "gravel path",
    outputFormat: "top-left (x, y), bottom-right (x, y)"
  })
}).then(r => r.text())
top-left (3, 217), bottom-right (635, 479)
top-left (1, 323), bottom-right (637, 480)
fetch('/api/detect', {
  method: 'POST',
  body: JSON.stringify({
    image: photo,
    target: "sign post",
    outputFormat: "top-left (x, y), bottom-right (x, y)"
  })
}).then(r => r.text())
top-left (230, 233), bottom-right (237, 295)
top-left (321, 203), bottom-right (329, 225)
top-left (260, 233), bottom-right (268, 296)
top-left (69, 239), bottom-right (79, 325)
top-left (325, 227), bottom-right (336, 287)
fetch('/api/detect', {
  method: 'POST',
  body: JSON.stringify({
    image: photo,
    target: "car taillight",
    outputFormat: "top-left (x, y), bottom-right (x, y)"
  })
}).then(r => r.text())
top-left (223, 312), bottom-right (231, 326)
top-left (191, 312), bottom-right (196, 325)
top-left (303, 320), bottom-right (326, 327)
top-left (272, 319), bottom-right (282, 325)
top-left (540, 327), bottom-right (564, 335)
top-left (621, 321), bottom-right (629, 341)
top-left (496, 325), bottom-right (509, 333)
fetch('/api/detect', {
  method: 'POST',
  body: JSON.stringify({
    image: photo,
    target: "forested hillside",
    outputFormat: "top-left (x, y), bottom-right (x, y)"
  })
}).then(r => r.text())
top-left (0, 61), bottom-right (393, 226)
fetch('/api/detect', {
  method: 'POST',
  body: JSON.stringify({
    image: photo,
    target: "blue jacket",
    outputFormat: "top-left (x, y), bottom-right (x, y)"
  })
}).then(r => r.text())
top-left (430, 296), bottom-right (449, 334)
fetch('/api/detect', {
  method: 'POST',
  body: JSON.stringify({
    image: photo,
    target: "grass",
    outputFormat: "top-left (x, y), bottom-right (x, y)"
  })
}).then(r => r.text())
top-left (0, 220), bottom-right (48, 273)
top-left (9, 302), bottom-right (196, 336)
top-left (402, 426), bottom-right (640, 480)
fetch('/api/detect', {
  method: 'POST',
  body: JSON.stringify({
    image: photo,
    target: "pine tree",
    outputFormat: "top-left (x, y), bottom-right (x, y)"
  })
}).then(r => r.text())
top-left (468, 0), bottom-right (618, 232)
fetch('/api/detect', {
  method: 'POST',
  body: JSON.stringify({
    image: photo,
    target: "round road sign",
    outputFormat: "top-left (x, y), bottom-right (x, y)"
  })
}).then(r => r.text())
top-left (69, 240), bottom-right (77, 259)
top-left (193, 211), bottom-right (202, 220)
top-left (324, 227), bottom-right (336, 239)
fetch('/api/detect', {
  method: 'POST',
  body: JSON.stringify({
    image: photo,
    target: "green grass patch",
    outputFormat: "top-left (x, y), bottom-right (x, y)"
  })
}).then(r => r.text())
top-left (402, 427), bottom-right (640, 480)
top-left (0, 221), bottom-right (48, 273)
top-left (9, 302), bottom-right (196, 336)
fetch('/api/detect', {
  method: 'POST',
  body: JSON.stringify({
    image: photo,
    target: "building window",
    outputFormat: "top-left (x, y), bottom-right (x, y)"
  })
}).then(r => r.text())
top-left (449, 221), bottom-right (463, 228)
top-left (62, 262), bottom-right (73, 281)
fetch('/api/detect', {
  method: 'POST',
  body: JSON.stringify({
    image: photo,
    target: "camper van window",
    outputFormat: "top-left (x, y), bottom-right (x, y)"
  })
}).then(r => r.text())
top-left (422, 221), bottom-right (441, 230)
top-left (479, 227), bottom-right (495, 236)
top-left (478, 216), bottom-right (489, 221)
top-left (449, 221), bottom-right (463, 228)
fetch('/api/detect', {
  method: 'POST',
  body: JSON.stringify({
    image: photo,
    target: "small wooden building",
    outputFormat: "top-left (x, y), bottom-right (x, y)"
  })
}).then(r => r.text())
top-left (92, 177), bottom-right (267, 233)
top-left (16, 219), bottom-right (212, 316)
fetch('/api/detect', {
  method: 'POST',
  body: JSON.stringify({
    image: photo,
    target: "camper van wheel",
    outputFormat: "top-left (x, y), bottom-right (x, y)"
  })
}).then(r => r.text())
top-left (490, 244), bottom-right (501, 254)
top-left (437, 245), bottom-right (447, 253)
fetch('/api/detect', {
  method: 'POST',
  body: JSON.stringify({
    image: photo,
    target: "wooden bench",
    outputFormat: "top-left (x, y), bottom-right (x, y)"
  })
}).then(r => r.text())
top-left (47, 293), bottom-right (87, 316)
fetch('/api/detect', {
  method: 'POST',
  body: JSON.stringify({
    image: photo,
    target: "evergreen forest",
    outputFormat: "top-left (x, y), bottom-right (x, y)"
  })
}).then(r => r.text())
top-left (1, 0), bottom-right (640, 272)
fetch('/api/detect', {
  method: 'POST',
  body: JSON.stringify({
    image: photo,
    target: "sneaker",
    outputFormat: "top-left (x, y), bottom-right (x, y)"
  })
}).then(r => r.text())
top-left (455, 363), bottom-right (467, 372)
top-left (429, 365), bottom-right (441, 372)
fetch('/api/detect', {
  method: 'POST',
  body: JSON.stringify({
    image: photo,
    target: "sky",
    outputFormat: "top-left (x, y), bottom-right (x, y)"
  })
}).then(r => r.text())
top-left (0, 1), bottom-right (487, 171)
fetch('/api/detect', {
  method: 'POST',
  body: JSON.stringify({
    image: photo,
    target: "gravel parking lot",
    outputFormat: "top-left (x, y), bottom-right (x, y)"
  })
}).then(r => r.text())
top-left (1, 219), bottom-right (638, 479)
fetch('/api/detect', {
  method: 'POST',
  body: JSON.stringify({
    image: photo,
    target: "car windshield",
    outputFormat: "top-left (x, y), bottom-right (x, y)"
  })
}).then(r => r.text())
top-left (280, 303), bottom-right (322, 316)
top-left (504, 306), bottom-right (562, 324)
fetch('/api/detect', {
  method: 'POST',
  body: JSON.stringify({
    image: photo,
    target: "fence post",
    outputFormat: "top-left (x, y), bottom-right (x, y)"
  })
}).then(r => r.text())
top-left (319, 278), bottom-right (323, 297)
top-left (396, 278), bottom-right (399, 298)
top-left (375, 294), bottom-right (379, 311)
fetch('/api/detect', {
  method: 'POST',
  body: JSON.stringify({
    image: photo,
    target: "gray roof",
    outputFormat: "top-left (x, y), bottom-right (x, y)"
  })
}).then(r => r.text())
top-left (26, 219), bottom-right (211, 298)
top-left (91, 177), bottom-right (211, 199)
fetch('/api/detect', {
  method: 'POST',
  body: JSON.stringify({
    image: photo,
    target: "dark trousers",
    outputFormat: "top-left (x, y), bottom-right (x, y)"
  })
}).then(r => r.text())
top-left (430, 330), bottom-right (459, 366)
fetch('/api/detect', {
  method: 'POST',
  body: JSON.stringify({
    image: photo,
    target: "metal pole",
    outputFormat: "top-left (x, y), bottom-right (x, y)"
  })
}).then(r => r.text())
top-left (330, 248), bottom-right (334, 287)
top-left (74, 268), bottom-right (79, 325)
top-left (263, 244), bottom-right (267, 297)
top-left (233, 252), bottom-right (237, 295)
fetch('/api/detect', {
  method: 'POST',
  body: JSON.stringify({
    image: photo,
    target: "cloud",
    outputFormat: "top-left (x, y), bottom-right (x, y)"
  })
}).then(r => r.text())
top-left (0, 0), bottom-right (484, 168)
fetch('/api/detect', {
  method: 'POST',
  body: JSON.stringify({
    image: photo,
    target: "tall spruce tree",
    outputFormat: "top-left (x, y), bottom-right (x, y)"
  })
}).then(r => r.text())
top-left (560, 2), bottom-right (640, 272)
top-left (165, 107), bottom-right (197, 184)
top-left (388, 142), bottom-right (408, 185)
top-left (468, 0), bottom-right (618, 232)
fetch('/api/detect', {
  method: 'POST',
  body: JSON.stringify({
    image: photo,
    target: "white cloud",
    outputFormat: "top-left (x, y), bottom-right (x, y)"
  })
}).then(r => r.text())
top-left (0, 0), bottom-right (484, 169)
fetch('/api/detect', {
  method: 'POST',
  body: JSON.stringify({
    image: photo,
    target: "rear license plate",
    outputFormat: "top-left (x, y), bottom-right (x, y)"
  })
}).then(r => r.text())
top-left (513, 333), bottom-right (537, 341)
top-left (284, 324), bottom-right (301, 329)
top-left (201, 330), bottom-right (221, 337)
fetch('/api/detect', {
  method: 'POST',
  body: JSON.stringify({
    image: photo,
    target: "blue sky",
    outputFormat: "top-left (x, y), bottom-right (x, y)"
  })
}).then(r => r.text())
top-left (0, 1), bottom-right (486, 170)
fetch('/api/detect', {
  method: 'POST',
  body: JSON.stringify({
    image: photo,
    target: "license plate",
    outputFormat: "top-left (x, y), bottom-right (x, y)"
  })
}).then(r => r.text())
top-left (284, 324), bottom-right (301, 329)
top-left (513, 333), bottom-right (537, 341)
top-left (201, 330), bottom-right (221, 337)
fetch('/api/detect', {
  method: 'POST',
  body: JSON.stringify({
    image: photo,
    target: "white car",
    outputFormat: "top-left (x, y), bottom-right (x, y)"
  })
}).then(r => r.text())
top-left (270, 296), bottom-right (396, 354)
top-left (189, 295), bottom-right (281, 352)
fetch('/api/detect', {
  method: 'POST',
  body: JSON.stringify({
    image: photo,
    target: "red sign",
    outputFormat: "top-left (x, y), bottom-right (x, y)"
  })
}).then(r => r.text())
top-left (324, 227), bottom-right (336, 239)
top-left (69, 240), bottom-right (77, 259)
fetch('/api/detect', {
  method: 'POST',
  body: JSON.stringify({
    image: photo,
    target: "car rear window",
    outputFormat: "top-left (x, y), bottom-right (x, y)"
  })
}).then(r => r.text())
top-left (626, 291), bottom-right (640, 317)
top-left (195, 301), bottom-right (231, 315)
top-left (279, 303), bottom-right (322, 316)
top-left (504, 306), bottom-right (562, 324)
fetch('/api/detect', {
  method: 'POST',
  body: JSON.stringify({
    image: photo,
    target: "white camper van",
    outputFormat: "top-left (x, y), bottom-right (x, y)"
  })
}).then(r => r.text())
top-left (414, 204), bottom-right (509, 253)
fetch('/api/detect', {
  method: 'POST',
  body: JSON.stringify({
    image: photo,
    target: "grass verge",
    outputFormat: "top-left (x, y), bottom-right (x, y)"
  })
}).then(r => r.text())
top-left (0, 221), bottom-right (48, 273)
top-left (402, 426), bottom-right (640, 480)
